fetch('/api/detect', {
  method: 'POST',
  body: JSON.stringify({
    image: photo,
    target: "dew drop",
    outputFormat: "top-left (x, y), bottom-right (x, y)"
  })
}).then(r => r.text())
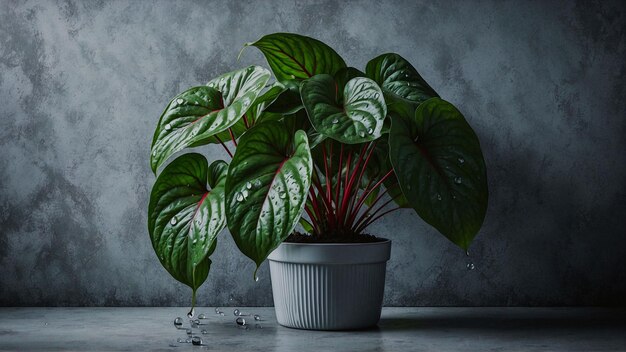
top-left (373, 93), bottom-right (379, 99)
top-left (332, 118), bottom-right (339, 124)
top-left (164, 123), bottom-right (172, 131)
top-left (174, 317), bottom-right (183, 329)
top-left (279, 192), bottom-right (287, 199)
top-left (458, 157), bottom-right (465, 164)
top-left (191, 336), bottom-right (202, 346)
top-left (246, 181), bottom-right (252, 189)
top-left (235, 317), bottom-right (246, 326)
top-left (242, 189), bottom-right (249, 199)
top-left (436, 193), bottom-right (442, 201)
top-left (233, 309), bottom-right (240, 316)
top-left (454, 176), bottom-right (462, 185)
top-left (198, 313), bottom-right (206, 319)
top-left (367, 128), bottom-right (374, 134)
top-left (467, 263), bottom-right (475, 270)
top-left (170, 217), bottom-right (178, 225)
top-left (151, 150), bottom-right (156, 156)
top-left (359, 131), bottom-right (365, 138)
top-left (192, 239), bottom-right (197, 245)
top-left (176, 98), bottom-right (184, 105)
top-left (236, 192), bottom-right (244, 202)
top-left (187, 307), bottom-right (195, 319)
top-left (254, 314), bottom-right (261, 321)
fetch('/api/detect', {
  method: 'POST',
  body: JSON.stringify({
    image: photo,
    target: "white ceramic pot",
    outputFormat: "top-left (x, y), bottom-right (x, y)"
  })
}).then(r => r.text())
top-left (268, 239), bottom-right (391, 330)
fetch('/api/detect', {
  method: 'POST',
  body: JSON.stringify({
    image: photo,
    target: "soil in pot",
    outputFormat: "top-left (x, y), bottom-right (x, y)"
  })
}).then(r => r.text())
top-left (285, 231), bottom-right (385, 243)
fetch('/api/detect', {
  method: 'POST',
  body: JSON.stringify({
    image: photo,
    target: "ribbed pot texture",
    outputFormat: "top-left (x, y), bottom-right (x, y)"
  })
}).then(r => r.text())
top-left (268, 239), bottom-right (391, 330)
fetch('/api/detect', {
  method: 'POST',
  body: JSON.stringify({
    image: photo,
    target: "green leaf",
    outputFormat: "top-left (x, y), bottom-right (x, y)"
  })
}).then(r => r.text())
top-left (300, 74), bottom-right (387, 144)
top-left (265, 80), bottom-right (303, 114)
top-left (150, 66), bottom-right (270, 173)
top-left (248, 33), bottom-right (346, 82)
top-left (366, 53), bottom-right (438, 104)
top-left (389, 98), bottom-right (488, 250)
top-left (225, 121), bottom-right (313, 269)
top-left (333, 67), bottom-right (365, 102)
top-left (147, 154), bottom-right (228, 292)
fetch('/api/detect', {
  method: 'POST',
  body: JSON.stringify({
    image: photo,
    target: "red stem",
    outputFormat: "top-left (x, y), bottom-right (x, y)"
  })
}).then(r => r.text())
top-left (243, 114), bottom-right (250, 129)
top-left (214, 136), bottom-right (233, 158)
top-left (228, 128), bottom-right (238, 147)
top-left (355, 207), bottom-right (401, 233)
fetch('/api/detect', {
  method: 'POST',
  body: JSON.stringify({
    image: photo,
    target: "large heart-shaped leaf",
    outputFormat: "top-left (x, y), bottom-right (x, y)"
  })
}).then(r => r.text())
top-left (366, 53), bottom-right (439, 104)
top-left (301, 74), bottom-right (387, 144)
top-left (150, 66), bottom-right (270, 173)
top-left (265, 80), bottom-right (303, 114)
top-left (247, 33), bottom-right (346, 82)
top-left (225, 121), bottom-right (312, 270)
top-left (389, 98), bottom-right (488, 250)
top-left (148, 153), bottom-right (228, 297)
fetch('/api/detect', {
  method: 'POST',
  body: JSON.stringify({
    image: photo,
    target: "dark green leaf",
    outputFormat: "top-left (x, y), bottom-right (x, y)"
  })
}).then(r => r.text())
top-left (150, 66), bottom-right (270, 173)
top-left (366, 53), bottom-right (438, 104)
top-left (389, 98), bottom-right (488, 250)
top-left (148, 154), bottom-right (228, 292)
top-left (248, 33), bottom-right (346, 82)
top-left (301, 74), bottom-right (387, 144)
top-left (225, 121), bottom-right (313, 269)
top-left (265, 80), bottom-right (303, 114)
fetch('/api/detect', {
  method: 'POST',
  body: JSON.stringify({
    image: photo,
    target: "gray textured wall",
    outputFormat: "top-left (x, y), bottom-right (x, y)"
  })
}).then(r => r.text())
top-left (1, 0), bottom-right (625, 307)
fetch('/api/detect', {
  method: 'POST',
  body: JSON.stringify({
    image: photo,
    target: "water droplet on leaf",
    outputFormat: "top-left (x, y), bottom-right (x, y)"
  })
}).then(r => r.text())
top-left (454, 176), bottom-right (462, 184)
top-left (359, 131), bottom-right (365, 138)
top-left (236, 192), bottom-right (244, 202)
top-left (246, 181), bottom-right (252, 189)
top-left (176, 98), bottom-right (184, 105)
top-left (367, 128), bottom-right (374, 134)
top-left (164, 123), bottom-right (172, 131)
top-left (170, 217), bottom-right (178, 225)
top-left (332, 118), bottom-right (339, 124)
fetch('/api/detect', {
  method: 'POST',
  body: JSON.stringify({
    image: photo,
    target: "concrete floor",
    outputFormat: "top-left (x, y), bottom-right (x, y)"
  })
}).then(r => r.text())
top-left (0, 307), bottom-right (624, 351)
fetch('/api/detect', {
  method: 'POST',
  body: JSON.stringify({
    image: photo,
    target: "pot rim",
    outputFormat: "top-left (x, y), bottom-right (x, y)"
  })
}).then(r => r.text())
top-left (268, 238), bottom-right (391, 264)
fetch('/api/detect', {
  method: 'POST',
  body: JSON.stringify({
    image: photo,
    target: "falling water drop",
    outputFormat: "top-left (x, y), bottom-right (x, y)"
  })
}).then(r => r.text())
top-left (235, 317), bottom-right (246, 326)
top-left (466, 250), bottom-right (470, 256)
top-left (467, 263), bottom-right (475, 270)
top-left (170, 217), bottom-right (178, 225)
top-left (254, 314), bottom-right (261, 321)
top-left (174, 317), bottom-right (183, 329)
top-left (254, 275), bottom-right (259, 282)
top-left (454, 176), bottom-right (462, 185)
top-left (191, 336), bottom-right (202, 346)
top-left (187, 307), bottom-right (195, 319)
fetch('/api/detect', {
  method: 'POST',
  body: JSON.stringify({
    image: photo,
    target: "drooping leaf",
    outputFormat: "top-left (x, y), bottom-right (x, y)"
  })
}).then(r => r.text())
top-left (150, 66), bottom-right (270, 173)
top-left (148, 154), bottom-right (228, 293)
top-left (247, 33), bottom-right (346, 82)
top-left (366, 53), bottom-right (438, 104)
top-left (389, 98), bottom-right (488, 250)
top-left (225, 121), bottom-right (313, 269)
top-left (300, 74), bottom-right (386, 144)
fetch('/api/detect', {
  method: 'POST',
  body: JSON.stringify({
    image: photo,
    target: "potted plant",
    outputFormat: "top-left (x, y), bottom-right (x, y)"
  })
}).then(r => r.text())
top-left (147, 33), bottom-right (488, 329)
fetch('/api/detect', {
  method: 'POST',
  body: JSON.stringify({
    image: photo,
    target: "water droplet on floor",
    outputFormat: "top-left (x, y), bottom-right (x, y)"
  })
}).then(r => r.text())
top-left (201, 329), bottom-right (208, 334)
top-left (436, 193), bottom-right (442, 201)
top-left (246, 181), bottom-right (252, 189)
top-left (192, 336), bottom-right (202, 345)
top-left (198, 313), bottom-right (206, 319)
top-left (176, 98), bottom-right (184, 105)
top-left (174, 317), bottom-right (183, 329)
top-left (236, 317), bottom-right (246, 326)
top-left (454, 176), bottom-right (462, 184)
top-left (220, 312), bottom-right (225, 316)
top-left (190, 320), bottom-right (199, 328)
top-left (165, 123), bottom-right (172, 131)
top-left (177, 337), bottom-right (187, 343)
top-left (170, 217), bottom-right (178, 225)
top-left (255, 323), bottom-right (263, 329)
top-left (236, 192), bottom-right (244, 202)
top-left (467, 263), bottom-right (475, 270)
top-left (187, 307), bottom-right (195, 319)
top-left (233, 309), bottom-right (240, 316)
top-left (185, 328), bottom-right (192, 336)
top-left (254, 314), bottom-right (261, 321)
top-left (458, 157), bottom-right (465, 164)
top-left (215, 307), bottom-right (222, 315)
